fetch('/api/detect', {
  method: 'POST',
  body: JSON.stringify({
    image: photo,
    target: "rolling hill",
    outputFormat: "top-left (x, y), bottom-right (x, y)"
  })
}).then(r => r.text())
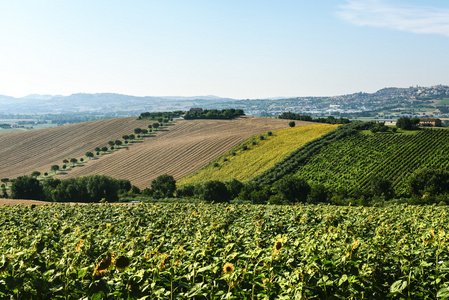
top-left (0, 116), bottom-right (311, 188)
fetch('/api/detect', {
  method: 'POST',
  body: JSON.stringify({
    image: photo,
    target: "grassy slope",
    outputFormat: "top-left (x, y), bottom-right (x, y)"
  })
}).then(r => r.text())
top-left (0, 116), bottom-right (311, 188)
top-left (178, 124), bottom-right (339, 185)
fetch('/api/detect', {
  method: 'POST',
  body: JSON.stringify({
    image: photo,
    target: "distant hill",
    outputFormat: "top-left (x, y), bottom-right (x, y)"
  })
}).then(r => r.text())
top-left (0, 93), bottom-right (235, 115)
top-left (1, 85), bottom-right (448, 116)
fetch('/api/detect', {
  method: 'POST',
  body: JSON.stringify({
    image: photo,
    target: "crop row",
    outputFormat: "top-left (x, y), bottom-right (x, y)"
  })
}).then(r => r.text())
top-left (1, 202), bottom-right (449, 298)
top-left (295, 128), bottom-right (449, 195)
top-left (178, 124), bottom-right (339, 186)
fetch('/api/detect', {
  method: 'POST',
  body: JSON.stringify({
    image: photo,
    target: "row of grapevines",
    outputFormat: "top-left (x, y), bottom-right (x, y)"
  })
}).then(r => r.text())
top-left (1, 202), bottom-right (449, 298)
top-left (250, 121), bottom-right (372, 186)
top-left (295, 128), bottom-right (449, 195)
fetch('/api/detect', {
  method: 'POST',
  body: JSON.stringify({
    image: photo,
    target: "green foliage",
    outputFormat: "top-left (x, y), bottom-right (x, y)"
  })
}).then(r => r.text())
top-left (253, 126), bottom-right (449, 198)
top-left (140, 110), bottom-right (182, 120)
top-left (199, 180), bottom-right (230, 203)
top-left (151, 174), bottom-right (176, 198)
top-left (30, 171), bottom-right (41, 177)
top-left (225, 179), bottom-right (244, 199)
top-left (408, 168), bottom-right (449, 196)
top-left (10, 175), bottom-right (43, 200)
top-left (42, 175), bottom-right (123, 203)
top-left (370, 175), bottom-right (393, 199)
top-left (272, 175), bottom-right (310, 203)
top-left (307, 182), bottom-right (329, 203)
top-left (396, 117), bottom-right (413, 130)
top-left (86, 151), bottom-right (94, 158)
top-left (370, 122), bottom-right (389, 133)
top-left (183, 108), bottom-right (244, 120)
top-left (3, 202), bottom-right (448, 297)
top-left (288, 121), bottom-right (295, 127)
top-left (50, 165), bottom-right (59, 172)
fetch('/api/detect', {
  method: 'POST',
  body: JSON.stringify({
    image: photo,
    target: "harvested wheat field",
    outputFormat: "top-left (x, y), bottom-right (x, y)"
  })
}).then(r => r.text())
top-left (1, 116), bottom-right (312, 189)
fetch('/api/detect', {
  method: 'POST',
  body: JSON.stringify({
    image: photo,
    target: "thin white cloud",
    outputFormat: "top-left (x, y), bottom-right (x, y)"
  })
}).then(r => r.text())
top-left (337, 0), bottom-right (449, 37)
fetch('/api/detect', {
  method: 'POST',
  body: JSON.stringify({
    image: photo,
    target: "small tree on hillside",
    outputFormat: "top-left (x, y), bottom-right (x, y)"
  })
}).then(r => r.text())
top-left (86, 152), bottom-right (94, 158)
top-left (289, 121), bottom-right (296, 128)
top-left (101, 146), bottom-right (108, 152)
top-left (147, 124), bottom-right (152, 130)
top-left (31, 171), bottom-right (41, 178)
top-left (63, 159), bottom-right (69, 165)
top-left (1, 178), bottom-right (9, 185)
top-left (141, 129), bottom-right (148, 134)
top-left (152, 123), bottom-right (159, 130)
top-left (70, 158), bottom-right (78, 166)
top-left (129, 134), bottom-right (135, 140)
top-left (51, 165), bottom-right (60, 173)
top-left (115, 140), bottom-right (122, 147)
top-left (108, 140), bottom-right (115, 147)
top-left (95, 147), bottom-right (101, 152)
top-left (134, 128), bottom-right (142, 135)
top-left (122, 135), bottom-right (129, 142)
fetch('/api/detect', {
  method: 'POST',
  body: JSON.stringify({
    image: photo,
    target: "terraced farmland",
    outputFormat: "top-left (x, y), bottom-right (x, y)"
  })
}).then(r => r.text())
top-left (0, 116), bottom-right (308, 188)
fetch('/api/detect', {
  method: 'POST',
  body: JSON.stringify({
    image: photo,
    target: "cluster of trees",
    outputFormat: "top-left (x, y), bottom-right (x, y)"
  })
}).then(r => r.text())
top-left (183, 109), bottom-right (244, 120)
top-left (9, 174), bottom-right (133, 202)
top-left (278, 112), bottom-right (350, 124)
top-left (396, 117), bottom-right (420, 130)
top-left (139, 111), bottom-right (182, 120)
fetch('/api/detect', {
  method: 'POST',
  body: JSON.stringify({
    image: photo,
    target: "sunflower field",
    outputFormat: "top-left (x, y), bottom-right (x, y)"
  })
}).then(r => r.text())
top-left (1, 202), bottom-right (449, 299)
top-left (178, 124), bottom-right (339, 186)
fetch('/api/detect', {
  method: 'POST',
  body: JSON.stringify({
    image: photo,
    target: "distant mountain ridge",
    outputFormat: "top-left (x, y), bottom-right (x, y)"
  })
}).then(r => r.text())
top-left (0, 85), bottom-right (448, 115)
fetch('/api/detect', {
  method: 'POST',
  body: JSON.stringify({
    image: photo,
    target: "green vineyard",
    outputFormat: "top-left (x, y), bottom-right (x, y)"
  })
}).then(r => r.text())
top-left (1, 202), bottom-right (449, 298)
top-left (293, 128), bottom-right (449, 196)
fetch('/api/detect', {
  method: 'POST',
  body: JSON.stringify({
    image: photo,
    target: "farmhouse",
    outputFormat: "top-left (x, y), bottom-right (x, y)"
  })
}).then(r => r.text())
top-left (419, 118), bottom-right (441, 127)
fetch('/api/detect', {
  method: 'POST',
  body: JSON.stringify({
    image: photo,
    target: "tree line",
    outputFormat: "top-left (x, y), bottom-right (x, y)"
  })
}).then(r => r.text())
top-left (278, 112), bottom-right (350, 124)
top-left (183, 109), bottom-right (244, 120)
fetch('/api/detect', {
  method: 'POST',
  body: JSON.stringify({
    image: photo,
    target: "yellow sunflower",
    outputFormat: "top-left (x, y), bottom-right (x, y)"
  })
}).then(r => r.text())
top-left (223, 262), bottom-right (234, 274)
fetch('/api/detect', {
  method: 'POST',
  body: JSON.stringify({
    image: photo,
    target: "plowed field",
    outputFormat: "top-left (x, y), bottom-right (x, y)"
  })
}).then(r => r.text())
top-left (1, 116), bottom-right (312, 188)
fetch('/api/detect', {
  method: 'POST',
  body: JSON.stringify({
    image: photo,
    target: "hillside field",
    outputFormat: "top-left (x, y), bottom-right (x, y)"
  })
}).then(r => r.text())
top-left (0, 116), bottom-right (308, 188)
top-left (178, 124), bottom-right (339, 185)
top-left (293, 128), bottom-right (449, 196)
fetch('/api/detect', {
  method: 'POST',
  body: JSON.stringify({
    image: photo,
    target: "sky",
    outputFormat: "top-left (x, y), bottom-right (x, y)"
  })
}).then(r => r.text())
top-left (0, 0), bottom-right (449, 99)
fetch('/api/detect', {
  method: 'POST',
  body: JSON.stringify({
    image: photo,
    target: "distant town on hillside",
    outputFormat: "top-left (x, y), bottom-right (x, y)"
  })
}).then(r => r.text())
top-left (1, 85), bottom-right (449, 123)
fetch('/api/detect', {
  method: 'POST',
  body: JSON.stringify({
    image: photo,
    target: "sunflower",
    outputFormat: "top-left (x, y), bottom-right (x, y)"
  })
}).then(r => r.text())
top-left (115, 256), bottom-right (130, 272)
top-left (223, 262), bottom-right (234, 274)
top-left (273, 239), bottom-right (284, 254)
top-left (93, 252), bottom-right (114, 277)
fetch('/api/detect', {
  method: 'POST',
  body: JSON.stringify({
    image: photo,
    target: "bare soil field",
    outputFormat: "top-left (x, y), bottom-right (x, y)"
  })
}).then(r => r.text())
top-left (0, 199), bottom-right (65, 205)
top-left (0, 116), bottom-right (312, 189)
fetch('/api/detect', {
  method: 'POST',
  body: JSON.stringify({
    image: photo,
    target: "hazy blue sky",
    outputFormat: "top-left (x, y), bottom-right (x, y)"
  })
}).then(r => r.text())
top-left (1, 0), bottom-right (449, 99)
